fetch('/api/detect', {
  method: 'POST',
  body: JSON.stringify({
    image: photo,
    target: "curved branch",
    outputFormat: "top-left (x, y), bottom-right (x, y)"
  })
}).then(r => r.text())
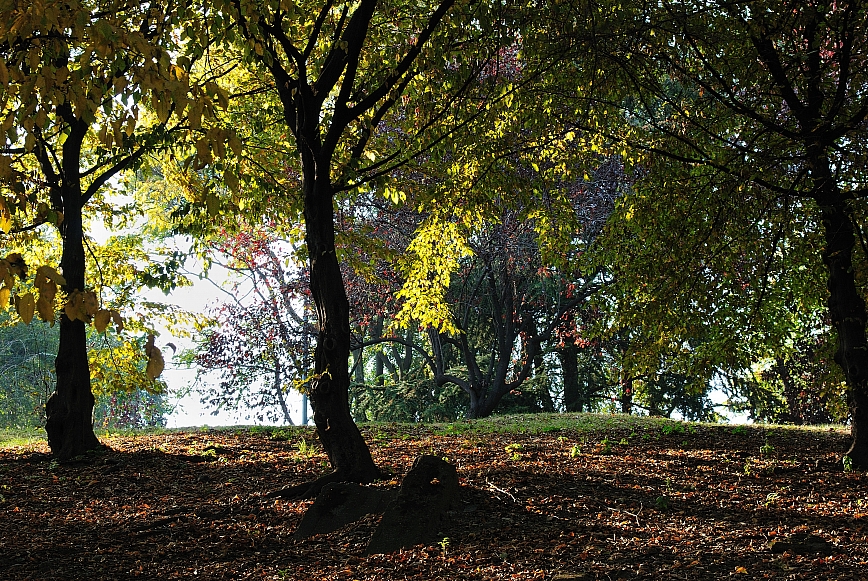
top-left (356, 335), bottom-right (438, 378)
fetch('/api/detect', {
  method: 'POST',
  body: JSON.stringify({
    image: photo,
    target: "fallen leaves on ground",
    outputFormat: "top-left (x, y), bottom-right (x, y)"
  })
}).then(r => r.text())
top-left (1, 417), bottom-right (866, 580)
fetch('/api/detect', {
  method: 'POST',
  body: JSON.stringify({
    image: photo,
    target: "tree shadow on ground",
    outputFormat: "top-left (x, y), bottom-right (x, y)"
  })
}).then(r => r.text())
top-left (1, 429), bottom-right (864, 580)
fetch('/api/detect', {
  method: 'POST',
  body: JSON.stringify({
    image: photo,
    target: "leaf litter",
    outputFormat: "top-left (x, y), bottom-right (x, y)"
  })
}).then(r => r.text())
top-left (1, 418), bottom-right (866, 580)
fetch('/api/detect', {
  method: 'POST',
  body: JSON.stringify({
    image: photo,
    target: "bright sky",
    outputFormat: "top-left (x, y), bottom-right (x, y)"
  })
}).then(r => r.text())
top-left (135, 253), bottom-right (311, 428)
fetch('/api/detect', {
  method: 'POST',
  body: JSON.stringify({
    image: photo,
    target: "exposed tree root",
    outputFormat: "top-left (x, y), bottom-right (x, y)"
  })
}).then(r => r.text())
top-left (265, 467), bottom-right (382, 500)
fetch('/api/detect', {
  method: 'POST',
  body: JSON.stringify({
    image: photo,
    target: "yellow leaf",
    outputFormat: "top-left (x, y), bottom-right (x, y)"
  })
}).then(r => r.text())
top-left (64, 291), bottom-right (88, 322)
top-left (224, 170), bottom-right (239, 192)
top-left (0, 202), bottom-right (10, 233)
top-left (170, 64), bottom-right (187, 81)
top-left (195, 139), bottom-right (212, 165)
top-left (36, 265), bottom-right (66, 287)
top-left (97, 123), bottom-right (110, 146)
top-left (206, 192), bottom-right (220, 216)
top-left (82, 290), bottom-right (99, 316)
top-left (36, 295), bottom-right (54, 323)
top-left (145, 334), bottom-right (164, 379)
top-left (228, 135), bottom-right (243, 157)
top-left (37, 280), bottom-right (56, 304)
top-left (17, 293), bottom-right (35, 324)
top-left (5, 253), bottom-right (26, 279)
top-left (110, 309), bottom-right (123, 333)
top-left (124, 116), bottom-right (136, 137)
top-left (93, 309), bottom-right (110, 333)
top-left (214, 86), bottom-right (229, 110)
top-left (213, 136), bottom-right (226, 160)
top-left (154, 96), bottom-right (170, 124)
top-left (188, 99), bottom-right (203, 130)
top-left (0, 287), bottom-right (9, 308)
top-left (146, 351), bottom-right (164, 379)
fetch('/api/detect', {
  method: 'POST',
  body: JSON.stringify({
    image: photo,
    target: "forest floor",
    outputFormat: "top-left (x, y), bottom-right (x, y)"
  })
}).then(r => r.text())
top-left (1, 413), bottom-right (866, 580)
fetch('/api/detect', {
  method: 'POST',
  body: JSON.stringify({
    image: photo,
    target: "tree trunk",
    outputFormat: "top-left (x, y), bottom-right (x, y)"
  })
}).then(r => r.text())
top-left (774, 356), bottom-right (802, 425)
top-left (620, 374), bottom-right (633, 415)
top-left (539, 383), bottom-right (556, 413)
top-left (352, 347), bottom-right (365, 384)
top-left (816, 192), bottom-right (868, 468)
top-left (370, 317), bottom-right (386, 385)
top-left (559, 344), bottom-right (583, 412)
top-left (467, 391), bottom-right (492, 419)
top-left (273, 361), bottom-right (294, 425)
top-left (45, 189), bottom-right (100, 461)
top-left (303, 174), bottom-right (380, 486)
top-left (375, 353), bottom-right (386, 385)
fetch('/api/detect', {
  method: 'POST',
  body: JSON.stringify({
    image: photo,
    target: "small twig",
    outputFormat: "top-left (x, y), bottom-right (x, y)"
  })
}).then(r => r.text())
top-left (485, 479), bottom-right (518, 503)
top-left (606, 505), bottom-right (642, 526)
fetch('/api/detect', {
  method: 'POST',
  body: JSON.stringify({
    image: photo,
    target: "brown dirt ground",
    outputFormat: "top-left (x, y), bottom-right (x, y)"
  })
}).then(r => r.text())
top-left (1, 418), bottom-right (866, 580)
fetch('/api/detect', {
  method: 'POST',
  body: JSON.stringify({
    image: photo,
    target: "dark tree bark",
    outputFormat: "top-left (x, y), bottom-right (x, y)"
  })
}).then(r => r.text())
top-left (302, 173), bottom-right (380, 487)
top-left (620, 375), bottom-right (633, 415)
top-left (45, 245), bottom-right (100, 459)
top-left (813, 171), bottom-right (868, 467)
top-left (558, 344), bottom-right (583, 412)
top-left (44, 122), bottom-right (101, 461)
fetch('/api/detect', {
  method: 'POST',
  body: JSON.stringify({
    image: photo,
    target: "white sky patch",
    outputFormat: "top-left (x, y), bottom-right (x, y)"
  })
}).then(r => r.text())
top-left (140, 244), bottom-right (312, 427)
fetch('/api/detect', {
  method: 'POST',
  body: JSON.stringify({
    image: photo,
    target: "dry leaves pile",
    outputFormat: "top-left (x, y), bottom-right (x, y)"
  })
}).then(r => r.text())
top-left (1, 416), bottom-right (866, 580)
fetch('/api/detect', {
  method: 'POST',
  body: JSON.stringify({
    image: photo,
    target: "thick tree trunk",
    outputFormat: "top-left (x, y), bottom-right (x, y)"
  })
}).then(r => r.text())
top-left (467, 390), bottom-right (484, 419)
top-left (817, 194), bottom-right (868, 468)
top-left (45, 196), bottom-right (100, 461)
top-left (303, 175), bottom-right (380, 486)
top-left (559, 344), bottom-right (583, 412)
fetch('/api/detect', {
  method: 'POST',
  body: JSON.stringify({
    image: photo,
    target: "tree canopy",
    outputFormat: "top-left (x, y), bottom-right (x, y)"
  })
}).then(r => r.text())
top-left (589, 0), bottom-right (868, 466)
top-left (1, 0), bottom-right (865, 475)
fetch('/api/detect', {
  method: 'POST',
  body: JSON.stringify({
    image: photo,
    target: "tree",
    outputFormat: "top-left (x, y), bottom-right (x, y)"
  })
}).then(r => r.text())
top-left (413, 207), bottom-right (602, 419)
top-left (556, 339), bottom-right (614, 413)
top-left (0, 308), bottom-right (173, 429)
top-left (722, 313), bottom-right (848, 424)
top-left (193, 225), bottom-right (314, 425)
top-left (205, 0), bottom-right (533, 495)
top-left (0, 1), bottom-right (222, 458)
top-left (342, 154), bottom-right (621, 419)
top-left (588, 0), bottom-right (868, 463)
